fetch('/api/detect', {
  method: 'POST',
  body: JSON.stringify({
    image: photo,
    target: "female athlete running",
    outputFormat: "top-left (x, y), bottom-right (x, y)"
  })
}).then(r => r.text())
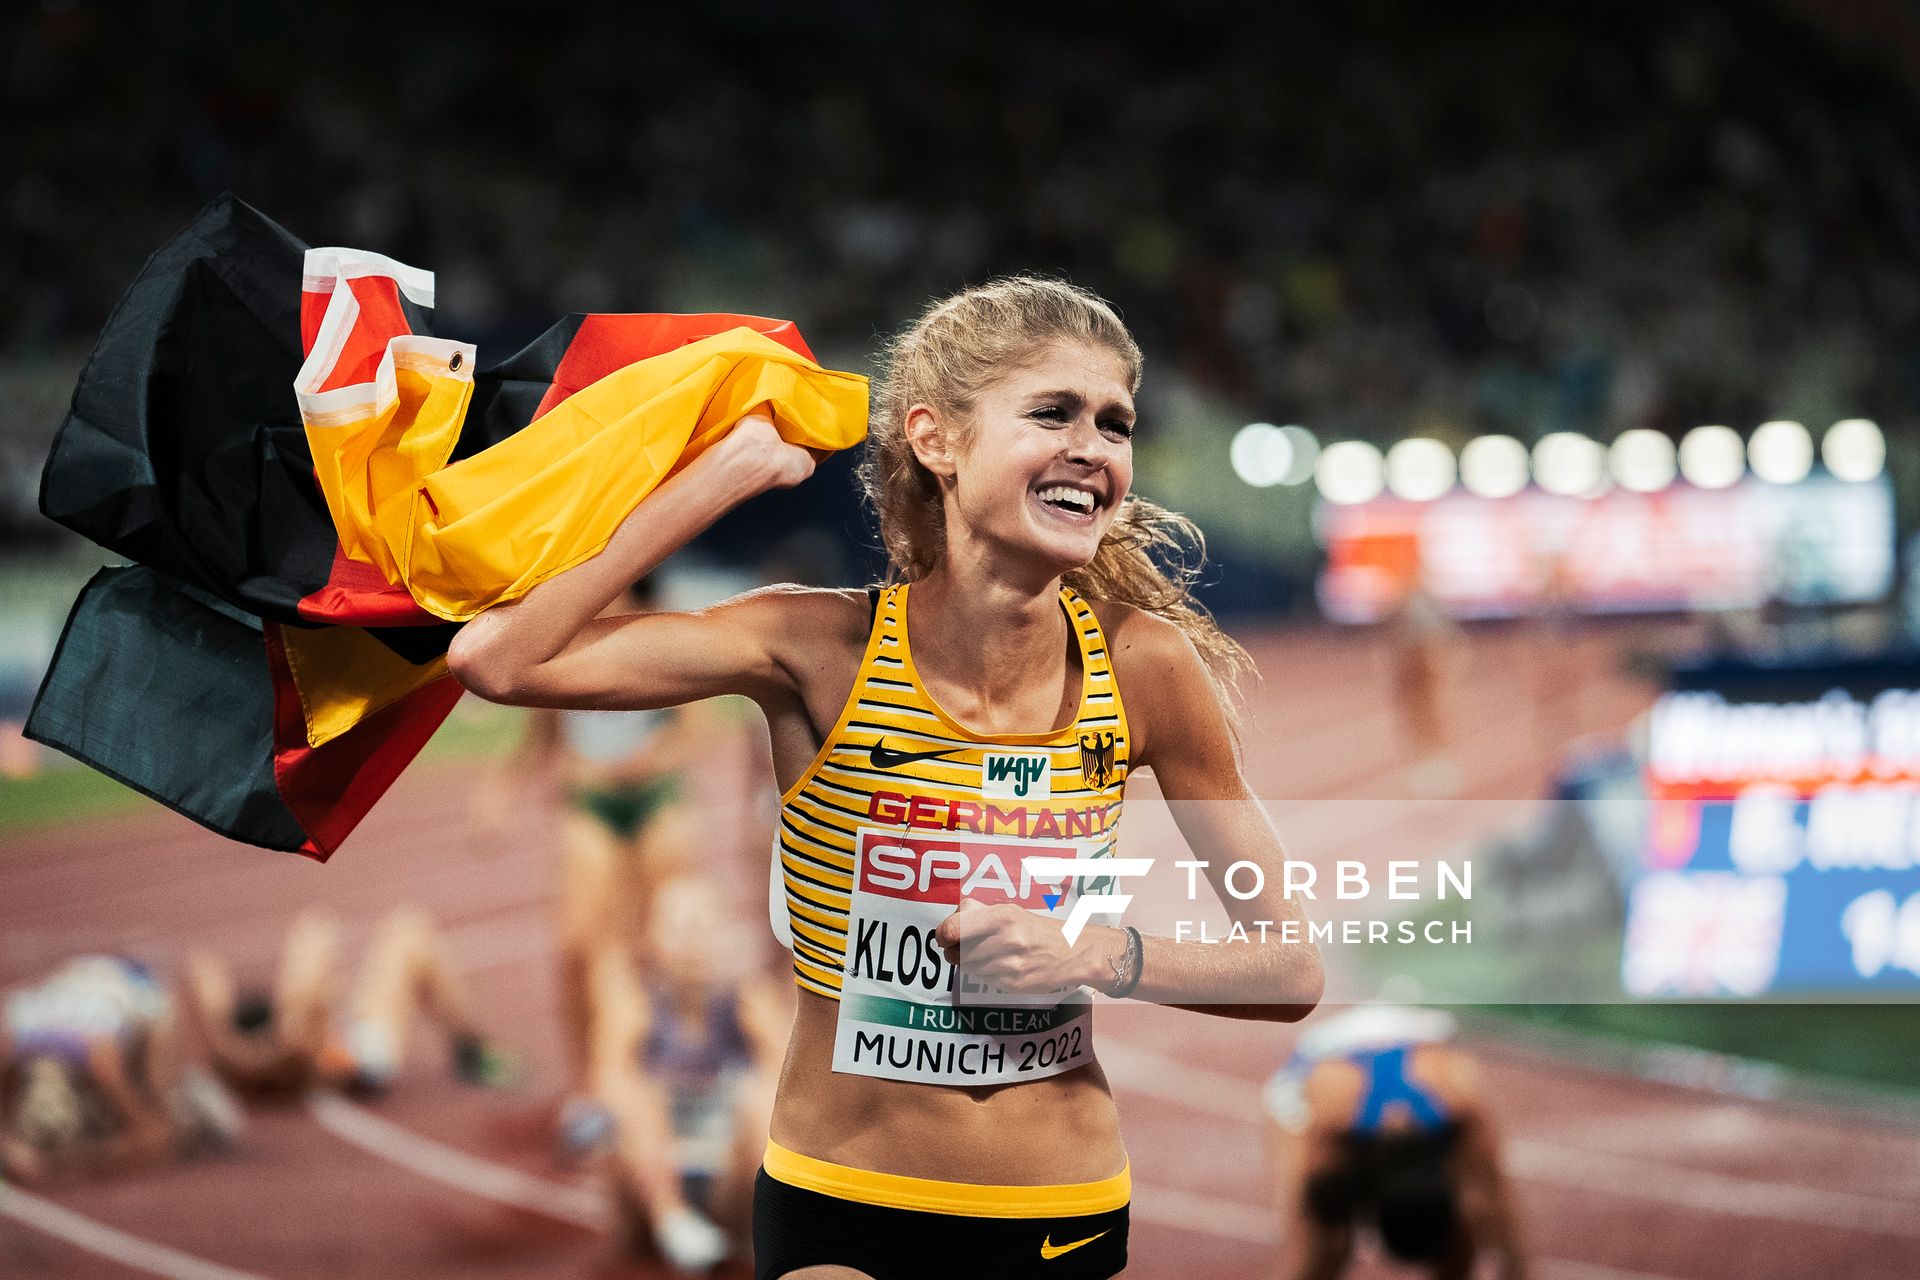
top-left (449, 278), bottom-right (1324, 1279)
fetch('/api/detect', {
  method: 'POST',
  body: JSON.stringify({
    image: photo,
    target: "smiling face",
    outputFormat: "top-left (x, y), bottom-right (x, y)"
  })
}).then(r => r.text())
top-left (908, 341), bottom-right (1136, 577)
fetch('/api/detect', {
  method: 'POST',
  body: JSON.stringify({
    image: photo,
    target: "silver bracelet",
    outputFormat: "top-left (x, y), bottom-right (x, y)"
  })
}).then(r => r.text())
top-left (1106, 926), bottom-right (1144, 999)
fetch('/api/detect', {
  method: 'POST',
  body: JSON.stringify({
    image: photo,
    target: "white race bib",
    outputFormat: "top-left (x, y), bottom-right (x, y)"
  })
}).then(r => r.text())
top-left (833, 827), bottom-right (1100, 1086)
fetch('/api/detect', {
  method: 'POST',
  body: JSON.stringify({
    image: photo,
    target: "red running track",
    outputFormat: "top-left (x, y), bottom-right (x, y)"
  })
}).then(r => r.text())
top-left (2, 620), bottom-right (1916, 1279)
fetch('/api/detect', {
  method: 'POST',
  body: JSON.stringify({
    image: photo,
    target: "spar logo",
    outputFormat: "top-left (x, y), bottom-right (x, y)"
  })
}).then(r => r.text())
top-left (856, 829), bottom-right (1152, 943)
top-left (983, 751), bottom-right (1051, 800)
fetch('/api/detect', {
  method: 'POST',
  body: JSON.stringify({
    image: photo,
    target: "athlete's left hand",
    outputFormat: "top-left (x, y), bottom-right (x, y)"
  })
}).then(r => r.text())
top-left (935, 899), bottom-right (1111, 994)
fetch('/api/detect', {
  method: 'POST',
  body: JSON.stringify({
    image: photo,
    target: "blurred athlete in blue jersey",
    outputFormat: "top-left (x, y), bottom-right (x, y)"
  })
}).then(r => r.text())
top-left (1266, 1007), bottom-right (1528, 1280)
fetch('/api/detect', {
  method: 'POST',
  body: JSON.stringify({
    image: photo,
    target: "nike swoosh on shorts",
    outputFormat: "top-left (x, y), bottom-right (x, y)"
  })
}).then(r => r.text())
top-left (1040, 1231), bottom-right (1107, 1259)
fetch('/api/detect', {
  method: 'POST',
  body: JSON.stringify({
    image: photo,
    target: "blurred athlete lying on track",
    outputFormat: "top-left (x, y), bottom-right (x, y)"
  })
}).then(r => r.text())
top-left (1265, 1007), bottom-right (1528, 1280)
top-left (183, 907), bottom-right (515, 1097)
top-left (2, 954), bottom-right (239, 1183)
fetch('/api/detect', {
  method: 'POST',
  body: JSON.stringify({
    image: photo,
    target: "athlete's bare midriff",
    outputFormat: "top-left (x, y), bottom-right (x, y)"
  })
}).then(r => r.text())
top-left (770, 988), bottom-right (1128, 1184)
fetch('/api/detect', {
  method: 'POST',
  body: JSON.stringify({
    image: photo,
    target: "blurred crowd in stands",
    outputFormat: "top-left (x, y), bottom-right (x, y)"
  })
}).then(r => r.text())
top-left (6, 0), bottom-right (1920, 553)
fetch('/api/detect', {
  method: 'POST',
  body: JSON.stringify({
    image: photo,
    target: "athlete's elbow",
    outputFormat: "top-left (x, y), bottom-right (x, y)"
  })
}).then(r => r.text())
top-left (1271, 945), bottom-right (1324, 1022)
top-left (446, 623), bottom-right (533, 705)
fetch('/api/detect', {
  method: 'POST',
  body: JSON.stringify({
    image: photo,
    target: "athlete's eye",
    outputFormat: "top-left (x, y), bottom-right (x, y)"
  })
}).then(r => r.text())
top-left (1028, 406), bottom-right (1068, 425)
top-left (1100, 419), bottom-right (1135, 440)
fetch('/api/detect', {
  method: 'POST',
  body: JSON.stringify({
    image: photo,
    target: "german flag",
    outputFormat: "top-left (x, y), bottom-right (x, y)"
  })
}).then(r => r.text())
top-left (28, 195), bottom-right (866, 857)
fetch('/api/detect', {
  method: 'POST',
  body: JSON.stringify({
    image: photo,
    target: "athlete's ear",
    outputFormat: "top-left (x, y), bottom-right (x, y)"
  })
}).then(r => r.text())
top-left (905, 404), bottom-right (959, 480)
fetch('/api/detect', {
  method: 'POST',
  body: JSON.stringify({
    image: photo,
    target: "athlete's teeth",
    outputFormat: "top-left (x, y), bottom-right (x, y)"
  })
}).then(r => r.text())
top-left (1039, 486), bottom-right (1094, 511)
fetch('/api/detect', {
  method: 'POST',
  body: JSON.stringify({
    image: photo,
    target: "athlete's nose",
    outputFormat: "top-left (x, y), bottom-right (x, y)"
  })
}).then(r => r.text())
top-left (1062, 415), bottom-right (1113, 468)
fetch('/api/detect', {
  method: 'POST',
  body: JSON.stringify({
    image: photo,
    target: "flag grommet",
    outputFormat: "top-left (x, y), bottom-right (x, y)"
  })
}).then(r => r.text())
top-left (449, 351), bottom-right (463, 371)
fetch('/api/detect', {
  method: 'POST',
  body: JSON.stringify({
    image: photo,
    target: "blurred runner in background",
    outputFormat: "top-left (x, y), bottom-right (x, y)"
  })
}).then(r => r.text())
top-left (590, 874), bottom-right (789, 1274)
top-left (470, 577), bottom-right (710, 1156)
top-left (2, 954), bottom-right (239, 1183)
top-left (1265, 1006), bottom-right (1528, 1280)
top-left (184, 907), bottom-right (516, 1097)
top-left (1390, 581), bottom-right (1465, 797)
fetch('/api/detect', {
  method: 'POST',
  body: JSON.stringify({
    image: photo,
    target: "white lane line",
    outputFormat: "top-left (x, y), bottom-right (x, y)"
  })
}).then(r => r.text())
top-left (1101, 1040), bottom-right (1260, 1118)
top-left (315, 917), bottom-right (1920, 1248)
top-left (295, 1054), bottom-right (1708, 1280)
top-left (306, 1093), bottom-right (609, 1229)
top-left (0, 1185), bottom-right (275, 1280)
top-left (299, 1092), bottom-right (1696, 1280)
top-left (1098, 1035), bottom-right (1920, 1239)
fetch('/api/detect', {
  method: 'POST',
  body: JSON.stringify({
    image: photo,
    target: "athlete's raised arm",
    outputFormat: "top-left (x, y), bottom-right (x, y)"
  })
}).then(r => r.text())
top-left (446, 416), bottom-right (819, 711)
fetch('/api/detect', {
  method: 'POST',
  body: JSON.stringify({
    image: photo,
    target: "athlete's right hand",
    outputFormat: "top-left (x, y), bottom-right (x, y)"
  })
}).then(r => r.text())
top-left (937, 897), bottom-right (1097, 995)
top-left (450, 412), bottom-right (825, 711)
top-left (716, 413), bottom-right (818, 495)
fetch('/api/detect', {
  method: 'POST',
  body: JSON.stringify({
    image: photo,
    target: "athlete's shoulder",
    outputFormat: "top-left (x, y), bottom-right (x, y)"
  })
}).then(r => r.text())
top-left (715, 584), bottom-right (871, 682)
top-left (1079, 598), bottom-right (1230, 775)
top-left (714, 583), bottom-right (867, 626)
top-left (1081, 599), bottom-right (1210, 706)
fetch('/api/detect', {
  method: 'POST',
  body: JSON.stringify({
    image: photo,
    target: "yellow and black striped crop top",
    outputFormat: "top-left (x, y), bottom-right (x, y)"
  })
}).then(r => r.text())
top-left (767, 582), bottom-right (1132, 999)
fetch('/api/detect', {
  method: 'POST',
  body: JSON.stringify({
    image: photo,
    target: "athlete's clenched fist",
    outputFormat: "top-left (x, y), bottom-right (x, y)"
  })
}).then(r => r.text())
top-left (935, 898), bottom-right (1122, 995)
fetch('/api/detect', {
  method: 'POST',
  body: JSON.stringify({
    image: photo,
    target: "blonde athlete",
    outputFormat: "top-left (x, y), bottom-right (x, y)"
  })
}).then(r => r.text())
top-left (449, 278), bottom-right (1324, 1280)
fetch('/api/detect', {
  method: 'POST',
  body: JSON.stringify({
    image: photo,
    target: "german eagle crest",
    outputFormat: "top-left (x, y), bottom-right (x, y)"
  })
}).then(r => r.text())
top-left (1079, 730), bottom-right (1117, 789)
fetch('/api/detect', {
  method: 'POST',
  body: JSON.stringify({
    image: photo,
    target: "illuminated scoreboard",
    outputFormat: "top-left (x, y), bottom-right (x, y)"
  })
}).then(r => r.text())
top-left (1315, 475), bottom-right (1893, 622)
top-left (1621, 654), bottom-right (1920, 997)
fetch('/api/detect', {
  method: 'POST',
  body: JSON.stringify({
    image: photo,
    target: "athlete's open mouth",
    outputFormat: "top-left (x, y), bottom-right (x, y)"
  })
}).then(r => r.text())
top-left (1032, 482), bottom-right (1102, 522)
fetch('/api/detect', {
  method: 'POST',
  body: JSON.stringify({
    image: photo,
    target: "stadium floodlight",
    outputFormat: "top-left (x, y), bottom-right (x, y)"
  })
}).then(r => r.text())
top-left (1532, 432), bottom-right (1604, 497)
top-left (1315, 440), bottom-right (1385, 504)
top-left (1822, 418), bottom-right (1885, 483)
top-left (1276, 424), bottom-right (1320, 485)
top-left (1678, 425), bottom-right (1745, 489)
top-left (1749, 420), bottom-right (1812, 485)
top-left (1230, 422), bottom-right (1292, 488)
top-left (1385, 437), bottom-right (1456, 502)
top-left (1459, 434), bottom-right (1529, 498)
top-left (1608, 428), bottom-right (1677, 493)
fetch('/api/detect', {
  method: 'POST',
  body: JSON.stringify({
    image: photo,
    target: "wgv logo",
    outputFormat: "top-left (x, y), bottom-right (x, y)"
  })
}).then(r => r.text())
top-left (983, 751), bottom-right (1051, 800)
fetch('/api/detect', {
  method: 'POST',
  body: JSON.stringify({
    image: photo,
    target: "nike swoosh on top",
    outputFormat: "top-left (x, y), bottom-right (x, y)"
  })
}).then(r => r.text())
top-left (1039, 1231), bottom-right (1108, 1259)
top-left (868, 739), bottom-right (963, 769)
